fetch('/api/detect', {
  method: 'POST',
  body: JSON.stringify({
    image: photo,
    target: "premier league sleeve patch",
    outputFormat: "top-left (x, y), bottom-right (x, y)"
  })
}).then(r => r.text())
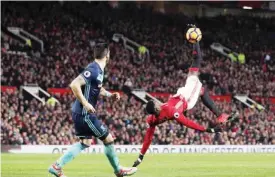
top-left (81, 68), bottom-right (95, 84)
top-left (174, 112), bottom-right (180, 119)
top-left (84, 71), bottom-right (91, 78)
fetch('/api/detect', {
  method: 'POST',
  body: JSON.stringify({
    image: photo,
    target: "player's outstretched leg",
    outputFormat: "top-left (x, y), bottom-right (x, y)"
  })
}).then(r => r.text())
top-left (48, 141), bottom-right (89, 177)
top-left (189, 42), bottom-right (239, 124)
top-left (200, 87), bottom-right (239, 124)
top-left (191, 42), bottom-right (202, 69)
top-left (188, 42), bottom-right (203, 77)
top-left (103, 134), bottom-right (137, 177)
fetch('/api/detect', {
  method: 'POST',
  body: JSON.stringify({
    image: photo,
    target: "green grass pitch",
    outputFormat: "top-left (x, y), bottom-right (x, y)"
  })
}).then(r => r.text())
top-left (1, 153), bottom-right (275, 177)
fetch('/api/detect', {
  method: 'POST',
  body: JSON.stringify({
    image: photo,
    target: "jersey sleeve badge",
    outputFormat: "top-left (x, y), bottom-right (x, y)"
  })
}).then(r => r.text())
top-left (174, 112), bottom-right (180, 119)
top-left (84, 71), bottom-right (91, 78)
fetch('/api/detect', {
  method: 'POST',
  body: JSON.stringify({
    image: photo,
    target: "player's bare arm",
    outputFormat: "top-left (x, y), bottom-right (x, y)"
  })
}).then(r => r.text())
top-left (69, 75), bottom-right (96, 113)
top-left (100, 87), bottom-right (120, 100)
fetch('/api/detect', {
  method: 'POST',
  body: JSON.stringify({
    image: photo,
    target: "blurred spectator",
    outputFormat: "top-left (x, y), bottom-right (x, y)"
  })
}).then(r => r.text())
top-left (1, 2), bottom-right (275, 145)
top-left (1, 2), bottom-right (274, 96)
top-left (1, 91), bottom-right (274, 145)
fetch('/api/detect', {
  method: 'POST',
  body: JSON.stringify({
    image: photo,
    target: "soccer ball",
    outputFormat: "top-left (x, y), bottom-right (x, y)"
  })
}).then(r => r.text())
top-left (186, 27), bottom-right (202, 44)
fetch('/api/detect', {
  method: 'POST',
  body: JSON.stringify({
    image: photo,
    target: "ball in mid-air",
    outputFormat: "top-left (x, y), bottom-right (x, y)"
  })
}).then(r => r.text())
top-left (186, 27), bottom-right (202, 44)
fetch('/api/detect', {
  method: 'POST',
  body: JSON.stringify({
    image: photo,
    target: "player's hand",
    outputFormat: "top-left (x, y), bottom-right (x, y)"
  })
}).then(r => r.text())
top-left (83, 103), bottom-right (96, 113)
top-left (206, 126), bottom-right (222, 133)
top-left (111, 92), bottom-right (120, 101)
top-left (133, 154), bottom-right (144, 167)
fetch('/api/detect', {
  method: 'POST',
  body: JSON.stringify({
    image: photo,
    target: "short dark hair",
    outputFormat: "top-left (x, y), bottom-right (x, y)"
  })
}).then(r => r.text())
top-left (94, 43), bottom-right (109, 59)
top-left (145, 100), bottom-right (156, 114)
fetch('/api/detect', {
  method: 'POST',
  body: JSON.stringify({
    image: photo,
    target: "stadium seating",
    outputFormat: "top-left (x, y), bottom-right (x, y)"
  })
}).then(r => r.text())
top-left (2, 2), bottom-right (274, 96)
top-left (1, 2), bottom-right (275, 145)
top-left (1, 91), bottom-right (274, 145)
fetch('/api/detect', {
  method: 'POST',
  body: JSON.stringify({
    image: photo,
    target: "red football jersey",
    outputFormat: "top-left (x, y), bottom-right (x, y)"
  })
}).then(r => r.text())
top-left (140, 95), bottom-right (206, 155)
top-left (146, 95), bottom-right (188, 126)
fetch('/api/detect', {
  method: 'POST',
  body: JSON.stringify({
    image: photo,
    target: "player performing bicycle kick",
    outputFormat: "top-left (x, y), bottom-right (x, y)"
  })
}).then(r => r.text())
top-left (132, 29), bottom-right (239, 167)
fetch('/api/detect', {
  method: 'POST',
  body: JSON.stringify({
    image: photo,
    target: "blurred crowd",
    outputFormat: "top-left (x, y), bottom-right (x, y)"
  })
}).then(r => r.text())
top-left (1, 2), bottom-right (275, 145)
top-left (1, 91), bottom-right (275, 145)
top-left (1, 2), bottom-right (274, 96)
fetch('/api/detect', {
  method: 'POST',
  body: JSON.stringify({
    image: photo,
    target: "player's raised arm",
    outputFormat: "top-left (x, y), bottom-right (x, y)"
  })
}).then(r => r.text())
top-left (133, 122), bottom-right (156, 167)
top-left (70, 75), bottom-right (96, 113)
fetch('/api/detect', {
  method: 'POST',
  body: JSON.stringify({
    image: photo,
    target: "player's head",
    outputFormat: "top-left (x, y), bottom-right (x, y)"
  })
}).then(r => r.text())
top-left (145, 100), bottom-right (161, 116)
top-left (94, 43), bottom-right (110, 62)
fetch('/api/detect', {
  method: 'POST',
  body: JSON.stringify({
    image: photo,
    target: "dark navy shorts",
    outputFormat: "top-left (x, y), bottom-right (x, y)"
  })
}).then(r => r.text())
top-left (72, 112), bottom-right (109, 140)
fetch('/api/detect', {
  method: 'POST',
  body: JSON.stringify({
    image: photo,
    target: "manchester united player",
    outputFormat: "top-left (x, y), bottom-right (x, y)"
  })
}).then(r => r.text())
top-left (132, 38), bottom-right (238, 167)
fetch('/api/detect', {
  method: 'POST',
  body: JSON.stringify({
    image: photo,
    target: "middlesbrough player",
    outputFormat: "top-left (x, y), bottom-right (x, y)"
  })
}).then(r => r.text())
top-left (132, 38), bottom-right (238, 167)
top-left (48, 43), bottom-right (137, 177)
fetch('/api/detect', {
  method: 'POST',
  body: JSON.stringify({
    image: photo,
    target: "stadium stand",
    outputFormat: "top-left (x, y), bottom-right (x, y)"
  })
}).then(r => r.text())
top-left (1, 2), bottom-right (275, 145)
top-left (1, 91), bottom-right (275, 145)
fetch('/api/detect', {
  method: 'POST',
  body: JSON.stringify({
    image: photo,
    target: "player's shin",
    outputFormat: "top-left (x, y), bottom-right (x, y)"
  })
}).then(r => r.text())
top-left (104, 142), bottom-right (121, 173)
top-left (56, 142), bottom-right (89, 168)
top-left (191, 42), bottom-right (202, 69)
top-left (200, 87), bottom-right (237, 124)
top-left (201, 87), bottom-right (222, 117)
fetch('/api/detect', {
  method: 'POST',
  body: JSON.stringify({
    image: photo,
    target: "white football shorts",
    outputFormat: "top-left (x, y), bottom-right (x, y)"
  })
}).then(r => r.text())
top-left (175, 75), bottom-right (202, 110)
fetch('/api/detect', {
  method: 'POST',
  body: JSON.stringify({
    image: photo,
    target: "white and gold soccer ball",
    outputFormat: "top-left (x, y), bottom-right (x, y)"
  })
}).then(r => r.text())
top-left (186, 27), bottom-right (202, 44)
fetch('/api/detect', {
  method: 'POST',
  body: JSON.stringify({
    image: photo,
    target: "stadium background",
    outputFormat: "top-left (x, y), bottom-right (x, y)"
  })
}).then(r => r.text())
top-left (1, 1), bottom-right (275, 177)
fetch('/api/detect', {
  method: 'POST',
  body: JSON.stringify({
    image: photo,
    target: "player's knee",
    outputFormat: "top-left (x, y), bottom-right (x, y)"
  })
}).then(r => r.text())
top-left (102, 133), bottom-right (114, 144)
top-left (80, 138), bottom-right (93, 147)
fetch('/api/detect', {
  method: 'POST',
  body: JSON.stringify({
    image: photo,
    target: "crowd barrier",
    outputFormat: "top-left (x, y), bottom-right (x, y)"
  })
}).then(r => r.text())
top-left (2, 145), bottom-right (275, 154)
top-left (2, 86), bottom-right (275, 104)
